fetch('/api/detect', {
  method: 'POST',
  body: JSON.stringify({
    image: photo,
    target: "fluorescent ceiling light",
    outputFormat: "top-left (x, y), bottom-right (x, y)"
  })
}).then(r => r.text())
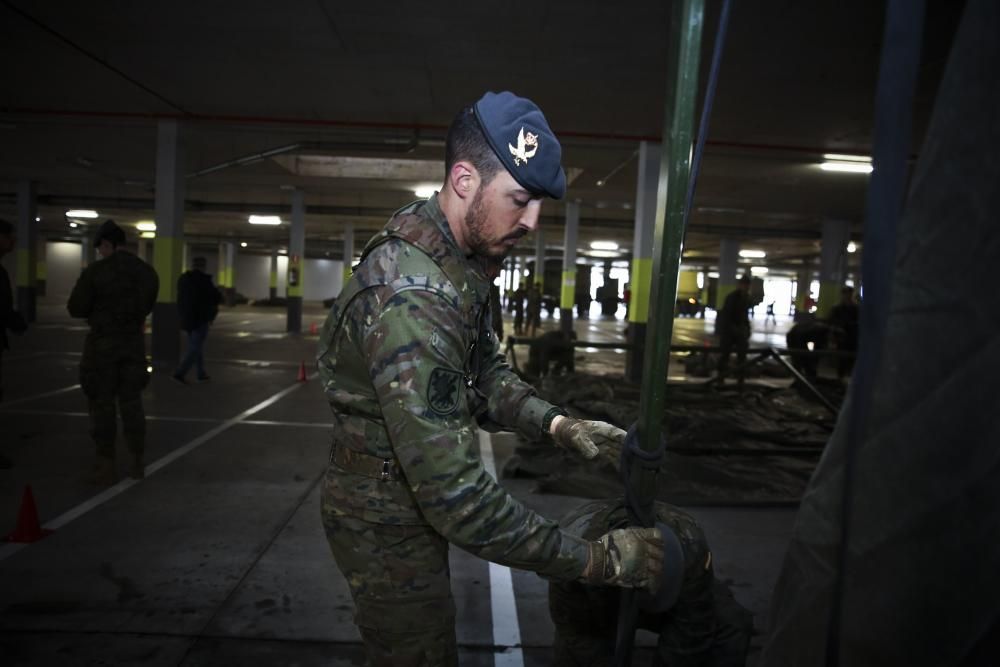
top-left (820, 162), bottom-right (873, 174)
top-left (822, 153), bottom-right (871, 163)
top-left (240, 241), bottom-right (248, 248)
top-left (69, 222), bottom-right (78, 228)
top-left (66, 209), bottom-right (99, 219)
top-left (707, 271), bottom-right (720, 279)
top-left (590, 241), bottom-right (619, 251)
top-left (847, 241), bottom-right (858, 253)
top-left (586, 249), bottom-right (621, 258)
top-left (278, 248), bottom-right (288, 255)
top-left (139, 231), bottom-right (155, 239)
top-left (739, 249), bottom-right (766, 259)
top-left (413, 184), bottom-right (437, 199)
top-left (35, 216), bottom-right (41, 222)
top-left (248, 215), bottom-right (282, 225)
top-left (750, 266), bottom-right (769, 274)
top-left (135, 221), bottom-right (156, 232)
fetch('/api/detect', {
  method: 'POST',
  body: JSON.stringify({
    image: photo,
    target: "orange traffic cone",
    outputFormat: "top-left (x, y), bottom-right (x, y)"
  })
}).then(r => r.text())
top-left (297, 361), bottom-right (308, 382)
top-left (6, 485), bottom-right (52, 543)
top-left (309, 321), bottom-right (318, 335)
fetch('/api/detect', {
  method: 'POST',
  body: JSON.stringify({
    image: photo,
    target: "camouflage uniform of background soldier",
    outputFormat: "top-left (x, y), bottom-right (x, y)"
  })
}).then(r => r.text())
top-left (68, 220), bottom-right (159, 484)
top-left (318, 91), bottom-right (667, 667)
top-left (550, 499), bottom-right (753, 666)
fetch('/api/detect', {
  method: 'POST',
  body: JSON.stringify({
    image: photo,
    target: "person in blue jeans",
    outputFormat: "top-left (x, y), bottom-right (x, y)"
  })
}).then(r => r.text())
top-left (173, 257), bottom-right (222, 384)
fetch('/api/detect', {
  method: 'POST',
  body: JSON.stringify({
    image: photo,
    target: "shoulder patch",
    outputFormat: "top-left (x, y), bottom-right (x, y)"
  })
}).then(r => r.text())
top-left (427, 367), bottom-right (463, 415)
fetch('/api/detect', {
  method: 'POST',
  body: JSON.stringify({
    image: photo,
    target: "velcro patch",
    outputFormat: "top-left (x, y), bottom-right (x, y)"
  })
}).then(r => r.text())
top-left (427, 367), bottom-right (462, 415)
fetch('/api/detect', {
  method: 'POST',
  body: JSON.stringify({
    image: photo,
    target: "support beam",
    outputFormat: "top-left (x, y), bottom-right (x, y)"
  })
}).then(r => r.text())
top-left (560, 201), bottom-right (579, 335)
top-left (269, 249), bottom-right (279, 300)
top-left (16, 180), bottom-right (37, 323)
top-left (817, 219), bottom-right (850, 318)
top-left (151, 120), bottom-right (185, 368)
top-left (286, 190), bottom-right (305, 333)
top-left (626, 141), bottom-right (660, 382)
top-left (342, 224), bottom-right (354, 289)
top-left (716, 238), bottom-right (740, 309)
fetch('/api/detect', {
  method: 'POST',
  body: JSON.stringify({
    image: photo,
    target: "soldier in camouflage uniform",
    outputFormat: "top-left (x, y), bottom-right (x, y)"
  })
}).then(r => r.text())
top-left (318, 91), bottom-right (667, 666)
top-left (68, 220), bottom-right (159, 484)
top-left (550, 499), bottom-right (753, 666)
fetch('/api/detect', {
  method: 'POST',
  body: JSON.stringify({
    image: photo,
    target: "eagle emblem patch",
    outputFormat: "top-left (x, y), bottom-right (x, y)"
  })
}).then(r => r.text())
top-left (427, 367), bottom-right (462, 415)
top-left (509, 127), bottom-right (539, 166)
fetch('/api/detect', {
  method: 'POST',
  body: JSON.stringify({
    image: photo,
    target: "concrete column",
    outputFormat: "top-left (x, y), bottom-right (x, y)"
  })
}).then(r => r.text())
top-left (16, 180), bottom-right (38, 322)
top-left (151, 120), bottom-right (185, 368)
top-left (286, 190), bottom-right (305, 333)
top-left (182, 242), bottom-right (190, 271)
top-left (626, 141), bottom-right (659, 381)
top-left (81, 236), bottom-right (92, 268)
top-left (36, 236), bottom-right (47, 297)
top-left (818, 219), bottom-right (850, 318)
top-left (223, 242), bottom-right (236, 306)
top-left (795, 269), bottom-right (813, 316)
top-left (716, 238), bottom-right (740, 309)
top-left (533, 229), bottom-right (545, 290)
top-left (269, 249), bottom-right (279, 301)
top-left (342, 224), bottom-right (354, 289)
top-left (560, 201), bottom-right (580, 334)
top-left (216, 242), bottom-right (227, 299)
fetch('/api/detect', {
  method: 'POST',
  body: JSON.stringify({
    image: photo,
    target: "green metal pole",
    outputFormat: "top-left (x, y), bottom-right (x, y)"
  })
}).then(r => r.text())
top-left (614, 3), bottom-right (705, 664)
top-left (632, 0), bottom-right (705, 526)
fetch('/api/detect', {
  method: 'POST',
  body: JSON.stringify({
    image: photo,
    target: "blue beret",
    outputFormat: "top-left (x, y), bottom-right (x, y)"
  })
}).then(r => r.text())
top-left (474, 91), bottom-right (566, 199)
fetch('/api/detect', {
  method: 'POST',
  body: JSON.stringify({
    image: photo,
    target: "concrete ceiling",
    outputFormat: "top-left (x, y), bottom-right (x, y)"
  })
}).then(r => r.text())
top-left (0, 0), bottom-right (965, 273)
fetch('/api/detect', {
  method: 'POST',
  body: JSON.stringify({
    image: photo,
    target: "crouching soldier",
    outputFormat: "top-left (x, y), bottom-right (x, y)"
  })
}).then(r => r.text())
top-left (550, 498), bottom-right (753, 666)
top-left (527, 330), bottom-right (577, 378)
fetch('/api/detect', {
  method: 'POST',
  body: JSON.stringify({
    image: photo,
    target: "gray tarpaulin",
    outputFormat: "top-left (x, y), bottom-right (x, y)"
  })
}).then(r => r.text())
top-left (761, 1), bottom-right (1000, 663)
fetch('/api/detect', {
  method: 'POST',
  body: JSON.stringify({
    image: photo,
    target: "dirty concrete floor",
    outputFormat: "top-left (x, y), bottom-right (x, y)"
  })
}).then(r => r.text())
top-left (1, 302), bottom-right (802, 665)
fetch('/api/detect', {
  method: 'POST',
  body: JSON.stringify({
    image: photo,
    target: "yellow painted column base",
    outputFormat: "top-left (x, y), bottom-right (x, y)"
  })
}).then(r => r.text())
top-left (628, 258), bottom-right (652, 324)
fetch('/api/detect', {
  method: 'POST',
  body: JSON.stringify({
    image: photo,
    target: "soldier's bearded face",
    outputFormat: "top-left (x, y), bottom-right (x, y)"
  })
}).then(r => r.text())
top-left (464, 170), bottom-right (542, 258)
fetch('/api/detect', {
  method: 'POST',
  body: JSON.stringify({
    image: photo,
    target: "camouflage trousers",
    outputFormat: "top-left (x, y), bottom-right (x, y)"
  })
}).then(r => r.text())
top-left (321, 485), bottom-right (458, 666)
top-left (79, 332), bottom-right (148, 459)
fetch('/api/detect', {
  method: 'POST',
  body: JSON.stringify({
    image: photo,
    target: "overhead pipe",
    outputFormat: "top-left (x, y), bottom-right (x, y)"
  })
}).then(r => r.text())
top-left (2, 106), bottom-right (881, 159)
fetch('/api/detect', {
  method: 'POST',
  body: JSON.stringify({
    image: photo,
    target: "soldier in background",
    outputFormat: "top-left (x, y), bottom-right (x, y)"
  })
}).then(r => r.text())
top-left (0, 219), bottom-right (28, 468)
top-left (526, 282), bottom-right (543, 337)
top-left (715, 275), bottom-right (753, 385)
top-left (172, 256), bottom-right (223, 384)
top-left (317, 91), bottom-right (665, 666)
top-left (528, 330), bottom-right (577, 378)
top-left (828, 285), bottom-right (860, 379)
top-left (68, 220), bottom-right (159, 484)
top-left (550, 499), bottom-right (753, 666)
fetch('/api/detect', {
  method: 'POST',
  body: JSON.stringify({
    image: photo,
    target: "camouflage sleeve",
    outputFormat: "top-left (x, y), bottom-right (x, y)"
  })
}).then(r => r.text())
top-left (476, 331), bottom-right (558, 441)
top-left (361, 287), bottom-right (590, 580)
top-left (66, 266), bottom-right (94, 319)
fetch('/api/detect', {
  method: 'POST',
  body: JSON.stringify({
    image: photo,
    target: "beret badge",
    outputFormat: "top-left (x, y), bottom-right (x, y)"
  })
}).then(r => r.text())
top-left (509, 127), bottom-right (539, 166)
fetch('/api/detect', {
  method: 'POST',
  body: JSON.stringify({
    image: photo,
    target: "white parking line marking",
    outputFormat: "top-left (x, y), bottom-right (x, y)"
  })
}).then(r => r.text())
top-left (478, 430), bottom-right (525, 667)
top-left (0, 378), bottom-right (311, 562)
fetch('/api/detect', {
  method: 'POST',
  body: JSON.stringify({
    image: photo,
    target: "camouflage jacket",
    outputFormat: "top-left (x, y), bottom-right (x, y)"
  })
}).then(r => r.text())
top-left (317, 195), bottom-right (589, 580)
top-left (67, 250), bottom-right (159, 335)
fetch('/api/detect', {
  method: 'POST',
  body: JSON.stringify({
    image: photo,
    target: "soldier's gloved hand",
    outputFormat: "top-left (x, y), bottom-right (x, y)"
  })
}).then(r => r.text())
top-left (551, 416), bottom-right (625, 460)
top-left (581, 527), bottom-right (664, 591)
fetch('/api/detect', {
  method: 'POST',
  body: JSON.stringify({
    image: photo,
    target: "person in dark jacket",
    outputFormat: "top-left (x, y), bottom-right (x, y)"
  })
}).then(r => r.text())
top-left (1, 219), bottom-right (28, 468)
top-left (68, 220), bottom-right (159, 483)
top-left (173, 256), bottom-right (222, 384)
top-left (0, 219), bottom-right (28, 405)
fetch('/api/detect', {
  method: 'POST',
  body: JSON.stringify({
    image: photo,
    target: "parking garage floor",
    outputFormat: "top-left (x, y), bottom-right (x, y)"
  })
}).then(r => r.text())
top-left (1, 302), bottom-right (799, 666)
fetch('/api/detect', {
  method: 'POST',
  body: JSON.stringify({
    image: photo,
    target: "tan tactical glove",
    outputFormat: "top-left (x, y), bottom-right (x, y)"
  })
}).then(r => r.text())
top-left (551, 416), bottom-right (626, 460)
top-left (580, 527), bottom-right (664, 591)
